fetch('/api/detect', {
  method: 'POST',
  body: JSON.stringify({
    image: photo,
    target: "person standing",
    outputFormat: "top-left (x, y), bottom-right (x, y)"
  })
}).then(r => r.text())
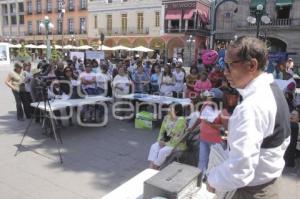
top-left (207, 37), bottom-right (291, 199)
top-left (20, 62), bottom-right (33, 119)
top-left (5, 63), bottom-right (24, 121)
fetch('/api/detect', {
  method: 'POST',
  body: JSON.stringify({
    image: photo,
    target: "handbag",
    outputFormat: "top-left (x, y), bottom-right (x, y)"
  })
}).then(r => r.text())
top-left (162, 131), bottom-right (171, 142)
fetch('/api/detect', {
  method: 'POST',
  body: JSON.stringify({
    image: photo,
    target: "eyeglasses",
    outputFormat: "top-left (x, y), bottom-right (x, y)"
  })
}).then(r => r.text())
top-left (224, 59), bottom-right (245, 72)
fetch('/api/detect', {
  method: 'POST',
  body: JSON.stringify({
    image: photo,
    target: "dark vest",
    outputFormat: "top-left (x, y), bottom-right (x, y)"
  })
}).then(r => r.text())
top-left (261, 82), bottom-right (291, 148)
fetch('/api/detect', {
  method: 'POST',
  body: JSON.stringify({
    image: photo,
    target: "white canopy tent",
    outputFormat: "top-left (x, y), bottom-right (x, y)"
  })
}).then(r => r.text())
top-left (76, 45), bottom-right (93, 50)
top-left (97, 45), bottom-right (113, 51)
top-left (62, 45), bottom-right (77, 50)
top-left (111, 45), bottom-right (132, 51)
top-left (9, 44), bottom-right (21, 48)
top-left (53, 45), bottom-right (62, 49)
top-left (130, 46), bottom-right (154, 52)
top-left (36, 44), bottom-right (47, 49)
top-left (25, 44), bottom-right (38, 48)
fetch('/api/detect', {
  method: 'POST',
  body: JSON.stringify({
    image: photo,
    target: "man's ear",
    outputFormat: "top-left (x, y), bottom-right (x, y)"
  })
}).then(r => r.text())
top-left (249, 58), bottom-right (259, 72)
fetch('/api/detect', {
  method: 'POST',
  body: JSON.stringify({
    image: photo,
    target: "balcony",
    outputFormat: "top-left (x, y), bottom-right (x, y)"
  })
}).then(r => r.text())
top-left (35, 9), bottom-right (42, 14)
top-left (165, 27), bottom-right (210, 36)
top-left (99, 27), bottom-right (149, 35)
top-left (78, 5), bottom-right (87, 10)
top-left (68, 6), bottom-right (75, 11)
top-left (45, 8), bottom-right (52, 13)
top-left (236, 18), bottom-right (300, 30)
top-left (27, 10), bottom-right (32, 15)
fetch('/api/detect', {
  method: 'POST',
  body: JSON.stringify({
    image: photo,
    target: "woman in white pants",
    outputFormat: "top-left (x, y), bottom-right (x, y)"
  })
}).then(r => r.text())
top-left (148, 104), bottom-right (187, 169)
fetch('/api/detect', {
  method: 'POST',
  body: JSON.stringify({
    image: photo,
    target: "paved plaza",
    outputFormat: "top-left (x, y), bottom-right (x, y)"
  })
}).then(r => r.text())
top-left (0, 64), bottom-right (299, 199)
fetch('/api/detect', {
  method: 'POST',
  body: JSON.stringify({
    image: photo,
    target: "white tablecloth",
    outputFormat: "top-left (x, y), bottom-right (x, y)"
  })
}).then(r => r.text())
top-left (31, 96), bottom-right (112, 111)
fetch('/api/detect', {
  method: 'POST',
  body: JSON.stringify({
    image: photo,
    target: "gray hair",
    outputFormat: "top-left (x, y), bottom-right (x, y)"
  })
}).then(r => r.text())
top-left (228, 36), bottom-right (268, 70)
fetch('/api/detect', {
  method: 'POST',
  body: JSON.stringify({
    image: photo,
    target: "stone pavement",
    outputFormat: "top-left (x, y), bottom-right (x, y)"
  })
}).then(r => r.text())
top-left (0, 64), bottom-right (299, 199)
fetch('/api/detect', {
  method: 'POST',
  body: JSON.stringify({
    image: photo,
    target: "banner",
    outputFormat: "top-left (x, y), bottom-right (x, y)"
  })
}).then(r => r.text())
top-left (85, 50), bottom-right (105, 63)
top-left (70, 51), bottom-right (85, 61)
top-left (0, 43), bottom-right (10, 65)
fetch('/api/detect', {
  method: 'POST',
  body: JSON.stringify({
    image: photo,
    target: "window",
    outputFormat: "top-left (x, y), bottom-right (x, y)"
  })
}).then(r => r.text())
top-left (19, 15), bottom-right (24, 24)
top-left (57, 0), bottom-right (63, 11)
top-left (94, 15), bottom-right (98, 29)
top-left (80, 17), bottom-right (86, 34)
top-left (121, 14), bottom-right (127, 34)
top-left (3, 16), bottom-right (9, 25)
top-left (137, 13), bottom-right (144, 33)
top-left (28, 21), bottom-right (33, 34)
top-left (277, 6), bottom-right (291, 19)
top-left (107, 0), bottom-right (112, 3)
top-left (18, 3), bottom-right (24, 13)
top-left (27, 1), bottom-right (32, 14)
top-left (68, 0), bottom-right (74, 11)
top-left (47, 0), bottom-right (52, 12)
top-left (10, 3), bottom-right (16, 14)
top-left (57, 19), bottom-right (63, 34)
top-left (80, 0), bottom-right (87, 9)
top-left (2, 5), bottom-right (8, 14)
top-left (36, 0), bottom-right (41, 13)
top-left (155, 11), bottom-right (160, 27)
top-left (122, 0), bottom-right (128, 2)
top-left (11, 16), bottom-right (17, 25)
top-left (68, 18), bottom-right (74, 34)
top-left (37, 20), bottom-right (43, 34)
top-left (107, 15), bottom-right (112, 33)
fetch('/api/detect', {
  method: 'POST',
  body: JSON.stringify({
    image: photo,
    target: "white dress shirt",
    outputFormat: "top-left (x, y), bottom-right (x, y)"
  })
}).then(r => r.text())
top-left (208, 73), bottom-right (290, 192)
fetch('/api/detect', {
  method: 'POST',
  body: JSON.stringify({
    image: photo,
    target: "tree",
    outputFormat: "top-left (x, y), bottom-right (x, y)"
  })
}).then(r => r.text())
top-left (17, 43), bottom-right (31, 62)
top-left (51, 44), bottom-right (62, 62)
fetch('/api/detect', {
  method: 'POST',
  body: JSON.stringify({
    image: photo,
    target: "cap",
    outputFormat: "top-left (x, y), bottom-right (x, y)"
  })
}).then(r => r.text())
top-left (31, 68), bottom-right (41, 75)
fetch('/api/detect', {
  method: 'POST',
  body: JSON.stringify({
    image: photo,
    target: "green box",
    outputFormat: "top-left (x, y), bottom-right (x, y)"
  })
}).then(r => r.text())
top-left (135, 111), bottom-right (154, 129)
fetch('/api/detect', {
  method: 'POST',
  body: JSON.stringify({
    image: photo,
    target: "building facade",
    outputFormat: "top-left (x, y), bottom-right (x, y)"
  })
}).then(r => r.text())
top-left (214, 0), bottom-right (300, 64)
top-left (24, 0), bottom-right (88, 45)
top-left (0, 0), bottom-right (25, 42)
top-left (88, 0), bottom-right (164, 55)
top-left (162, 0), bottom-right (210, 64)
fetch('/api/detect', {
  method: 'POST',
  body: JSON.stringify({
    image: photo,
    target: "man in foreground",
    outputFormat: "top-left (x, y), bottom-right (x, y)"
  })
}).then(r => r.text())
top-left (207, 36), bottom-right (291, 199)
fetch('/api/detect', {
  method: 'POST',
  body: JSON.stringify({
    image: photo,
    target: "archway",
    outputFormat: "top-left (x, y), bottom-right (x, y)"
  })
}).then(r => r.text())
top-left (118, 38), bottom-right (132, 47)
top-left (104, 38), bottom-right (116, 47)
top-left (133, 38), bottom-right (148, 47)
top-left (166, 37), bottom-right (185, 58)
top-left (267, 37), bottom-right (287, 53)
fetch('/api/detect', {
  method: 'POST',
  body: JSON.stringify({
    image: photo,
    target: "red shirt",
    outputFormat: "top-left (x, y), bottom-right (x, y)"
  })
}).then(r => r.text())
top-left (199, 108), bottom-right (230, 143)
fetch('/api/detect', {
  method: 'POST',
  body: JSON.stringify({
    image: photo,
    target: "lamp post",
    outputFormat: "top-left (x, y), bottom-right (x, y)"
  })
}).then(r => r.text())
top-left (186, 35), bottom-right (195, 67)
top-left (210, 0), bottom-right (238, 49)
top-left (247, 4), bottom-right (270, 38)
top-left (59, 4), bottom-right (65, 48)
top-left (39, 16), bottom-right (54, 61)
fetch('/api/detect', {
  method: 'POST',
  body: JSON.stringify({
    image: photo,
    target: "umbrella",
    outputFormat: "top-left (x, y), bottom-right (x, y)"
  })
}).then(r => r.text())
top-left (111, 45), bottom-right (132, 51)
top-left (130, 46), bottom-right (154, 52)
top-left (97, 45), bottom-right (113, 51)
top-left (76, 45), bottom-right (93, 50)
top-left (53, 45), bottom-right (62, 49)
top-left (25, 44), bottom-right (38, 48)
top-left (36, 44), bottom-right (47, 49)
top-left (63, 45), bottom-right (76, 50)
top-left (9, 44), bottom-right (22, 48)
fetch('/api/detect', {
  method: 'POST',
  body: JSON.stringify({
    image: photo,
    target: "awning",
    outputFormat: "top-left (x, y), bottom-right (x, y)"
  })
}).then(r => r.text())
top-left (276, 0), bottom-right (292, 7)
top-left (165, 10), bottom-right (182, 20)
top-left (250, 0), bottom-right (266, 9)
top-left (198, 11), bottom-right (209, 24)
top-left (183, 9), bottom-right (194, 20)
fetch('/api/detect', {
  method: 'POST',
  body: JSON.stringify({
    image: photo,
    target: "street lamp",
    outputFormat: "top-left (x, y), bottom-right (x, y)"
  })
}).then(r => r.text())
top-left (39, 16), bottom-right (54, 61)
top-left (247, 4), bottom-right (270, 38)
top-left (186, 35), bottom-right (195, 67)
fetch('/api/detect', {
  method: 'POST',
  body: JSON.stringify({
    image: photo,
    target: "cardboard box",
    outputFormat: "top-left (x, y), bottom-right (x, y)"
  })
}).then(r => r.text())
top-left (135, 111), bottom-right (154, 130)
top-left (144, 162), bottom-right (201, 199)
